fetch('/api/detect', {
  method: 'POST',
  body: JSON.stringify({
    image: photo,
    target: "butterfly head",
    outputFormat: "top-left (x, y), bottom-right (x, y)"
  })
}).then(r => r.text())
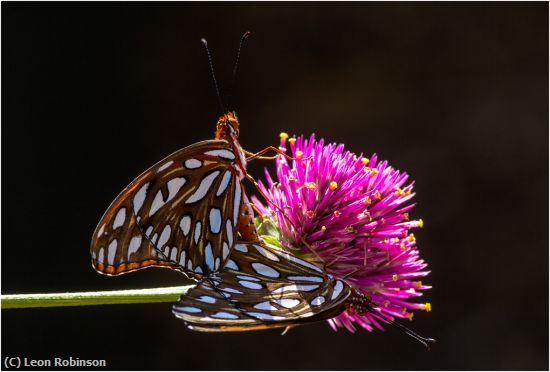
top-left (215, 111), bottom-right (240, 140)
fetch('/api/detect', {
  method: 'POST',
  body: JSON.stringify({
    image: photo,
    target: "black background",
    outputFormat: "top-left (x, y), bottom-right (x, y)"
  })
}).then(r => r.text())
top-left (2, 2), bottom-right (548, 370)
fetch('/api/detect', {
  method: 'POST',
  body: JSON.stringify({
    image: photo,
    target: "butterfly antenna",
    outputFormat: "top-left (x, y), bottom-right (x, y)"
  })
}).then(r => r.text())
top-left (368, 305), bottom-right (435, 350)
top-left (201, 37), bottom-right (225, 113)
top-left (228, 31), bottom-right (251, 107)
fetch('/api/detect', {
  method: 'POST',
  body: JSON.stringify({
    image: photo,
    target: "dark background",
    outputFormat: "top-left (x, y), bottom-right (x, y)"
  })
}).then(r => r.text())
top-left (2, 2), bottom-right (548, 370)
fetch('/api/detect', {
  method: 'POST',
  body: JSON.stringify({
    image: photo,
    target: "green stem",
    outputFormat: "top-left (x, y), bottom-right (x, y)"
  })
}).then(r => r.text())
top-left (0, 285), bottom-right (193, 309)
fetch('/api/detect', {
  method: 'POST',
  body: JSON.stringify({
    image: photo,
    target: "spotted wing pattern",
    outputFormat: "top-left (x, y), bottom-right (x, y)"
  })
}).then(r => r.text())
top-left (91, 140), bottom-right (243, 278)
top-left (173, 241), bottom-right (351, 331)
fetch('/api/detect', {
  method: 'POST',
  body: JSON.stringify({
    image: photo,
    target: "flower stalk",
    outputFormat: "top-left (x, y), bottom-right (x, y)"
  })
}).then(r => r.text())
top-left (1, 285), bottom-right (193, 309)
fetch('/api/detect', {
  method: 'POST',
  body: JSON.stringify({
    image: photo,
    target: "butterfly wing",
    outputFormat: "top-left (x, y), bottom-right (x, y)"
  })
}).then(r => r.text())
top-left (91, 140), bottom-right (243, 278)
top-left (172, 241), bottom-right (351, 331)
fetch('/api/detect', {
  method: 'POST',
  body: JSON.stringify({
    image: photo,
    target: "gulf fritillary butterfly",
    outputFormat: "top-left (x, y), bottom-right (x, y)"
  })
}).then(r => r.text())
top-left (173, 240), bottom-right (354, 331)
top-left (90, 112), bottom-right (259, 278)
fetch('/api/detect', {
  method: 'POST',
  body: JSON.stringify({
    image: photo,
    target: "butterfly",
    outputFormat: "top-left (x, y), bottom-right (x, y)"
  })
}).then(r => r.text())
top-left (173, 240), bottom-right (356, 332)
top-left (90, 111), bottom-right (260, 279)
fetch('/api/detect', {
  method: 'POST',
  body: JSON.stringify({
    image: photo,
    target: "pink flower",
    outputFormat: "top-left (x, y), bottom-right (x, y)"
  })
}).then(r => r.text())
top-left (252, 134), bottom-right (432, 333)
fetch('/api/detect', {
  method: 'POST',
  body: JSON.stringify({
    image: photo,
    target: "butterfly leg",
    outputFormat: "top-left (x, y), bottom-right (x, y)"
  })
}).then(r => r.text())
top-left (244, 146), bottom-right (308, 162)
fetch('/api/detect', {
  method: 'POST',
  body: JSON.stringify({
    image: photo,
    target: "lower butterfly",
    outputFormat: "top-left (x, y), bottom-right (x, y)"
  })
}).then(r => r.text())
top-left (173, 240), bottom-right (353, 331)
top-left (174, 240), bottom-right (435, 349)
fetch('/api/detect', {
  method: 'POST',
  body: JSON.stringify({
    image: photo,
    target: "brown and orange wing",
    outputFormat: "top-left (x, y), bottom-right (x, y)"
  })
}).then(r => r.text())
top-left (173, 241), bottom-right (351, 331)
top-left (91, 139), bottom-right (244, 278)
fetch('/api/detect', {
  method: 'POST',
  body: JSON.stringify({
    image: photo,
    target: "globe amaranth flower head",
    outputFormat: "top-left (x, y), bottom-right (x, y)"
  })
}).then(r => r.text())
top-left (252, 133), bottom-right (432, 333)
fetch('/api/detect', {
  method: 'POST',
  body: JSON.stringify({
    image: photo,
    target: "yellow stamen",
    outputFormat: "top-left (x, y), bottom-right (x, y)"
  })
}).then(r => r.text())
top-left (395, 188), bottom-right (404, 196)
top-left (370, 168), bottom-right (379, 176)
top-left (407, 313), bottom-right (414, 321)
top-left (403, 213), bottom-right (409, 221)
top-left (288, 137), bottom-right (296, 144)
top-left (400, 243), bottom-right (407, 251)
top-left (345, 226), bottom-right (355, 233)
top-left (279, 132), bottom-right (289, 141)
top-left (383, 300), bottom-right (390, 307)
top-left (321, 225), bottom-right (327, 232)
top-left (364, 167), bottom-right (371, 173)
top-left (305, 181), bottom-right (316, 189)
top-left (329, 181), bottom-right (338, 190)
top-left (362, 157), bottom-right (370, 165)
top-left (363, 196), bottom-right (372, 205)
top-left (296, 150), bottom-right (303, 159)
top-left (408, 233), bottom-right (416, 242)
top-left (415, 281), bottom-right (422, 288)
top-left (402, 307), bottom-right (408, 314)
top-left (392, 274), bottom-right (398, 281)
top-left (374, 190), bottom-right (381, 200)
top-left (418, 219), bottom-right (424, 228)
top-left (424, 303), bottom-right (432, 312)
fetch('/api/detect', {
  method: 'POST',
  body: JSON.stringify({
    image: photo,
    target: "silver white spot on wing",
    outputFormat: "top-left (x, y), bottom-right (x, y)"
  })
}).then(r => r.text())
top-left (167, 177), bottom-right (186, 200)
top-left (205, 241), bottom-right (214, 270)
top-left (194, 266), bottom-right (203, 274)
top-left (107, 240), bottom-right (117, 265)
top-left (311, 296), bottom-right (325, 306)
top-left (145, 226), bottom-right (153, 236)
top-left (238, 280), bottom-right (263, 290)
top-left (222, 242), bottom-right (230, 261)
top-left (204, 149), bottom-right (235, 160)
top-left (226, 220), bottom-right (233, 246)
top-left (209, 208), bottom-right (222, 234)
top-left (254, 301), bottom-right (277, 311)
top-left (234, 243), bottom-right (248, 253)
top-left (149, 190), bottom-right (165, 216)
top-left (170, 248), bottom-right (178, 262)
top-left (216, 170), bottom-right (232, 197)
top-left (157, 160), bottom-right (173, 172)
top-left (273, 284), bottom-right (320, 294)
top-left (214, 257), bottom-right (221, 270)
top-left (133, 183), bottom-right (149, 214)
top-left (225, 259), bottom-right (238, 270)
top-left (112, 208), bottom-right (126, 229)
top-left (179, 215), bottom-right (191, 236)
top-left (251, 262), bottom-right (280, 278)
top-left (331, 280), bottom-right (344, 300)
top-left (184, 158), bottom-right (202, 169)
top-left (96, 224), bottom-right (105, 238)
top-left (179, 251), bottom-right (186, 266)
top-left (220, 287), bottom-right (243, 294)
top-left (193, 221), bottom-right (202, 245)
top-left (97, 247), bottom-right (105, 264)
top-left (274, 298), bottom-right (301, 309)
top-left (211, 312), bottom-right (239, 319)
top-left (185, 171), bottom-right (220, 204)
top-left (177, 306), bottom-right (201, 313)
top-left (187, 259), bottom-right (193, 271)
top-left (158, 225), bottom-right (171, 248)
top-left (287, 275), bottom-right (324, 283)
top-left (254, 244), bottom-right (280, 262)
top-left (128, 235), bottom-right (142, 258)
top-left (197, 296), bottom-right (216, 304)
top-left (233, 182), bottom-right (242, 226)
top-left (151, 233), bottom-right (158, 245)
top-left (236, 275), bottom-right (260, 282)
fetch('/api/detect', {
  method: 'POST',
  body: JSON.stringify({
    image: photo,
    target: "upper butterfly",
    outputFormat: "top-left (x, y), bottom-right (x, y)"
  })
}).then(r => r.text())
top-left (90, 112), bottom-right (259, 279)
